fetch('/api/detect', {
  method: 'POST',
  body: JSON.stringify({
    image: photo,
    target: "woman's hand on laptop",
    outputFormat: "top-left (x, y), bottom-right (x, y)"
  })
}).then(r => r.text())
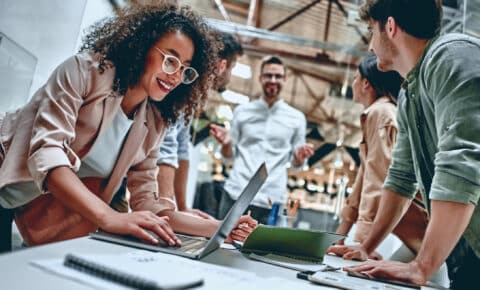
top-left (225, 215), bottom-right (258, 242)
top-left (100, 210), bottom-right (181, 246)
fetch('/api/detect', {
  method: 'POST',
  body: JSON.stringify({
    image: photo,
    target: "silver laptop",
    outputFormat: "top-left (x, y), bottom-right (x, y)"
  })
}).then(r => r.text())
top-left (90, 162), bottom-right (268, 259)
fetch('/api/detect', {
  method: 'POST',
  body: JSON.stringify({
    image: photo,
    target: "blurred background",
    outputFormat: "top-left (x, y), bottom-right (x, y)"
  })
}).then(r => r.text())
top-left (1, 0), bottom-right (479, 251)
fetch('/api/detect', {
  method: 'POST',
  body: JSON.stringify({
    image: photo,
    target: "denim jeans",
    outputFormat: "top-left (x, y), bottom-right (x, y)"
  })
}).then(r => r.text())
top-left (446, 237), bottom-right (480, 290)
top-left (0, 204), bottom-right (14, 253)
top-left (217, 187), bottom-right (270, 225)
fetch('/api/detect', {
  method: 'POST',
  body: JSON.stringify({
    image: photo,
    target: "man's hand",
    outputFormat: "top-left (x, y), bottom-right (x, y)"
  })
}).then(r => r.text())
top-left (294, 143), bottom-right (314, 165)
top-left (344, 260), bottom-right (428, 286)
top-left (209, 124), bottom-right (231, 145)
top-left (99, 210), bottom-right (182, 246)
top-left (225, 215), bottom-right (258, 243)
top-left (326, 244), bottom-right (370, 261)
top-left (181, 208), bottom-right (216, 220)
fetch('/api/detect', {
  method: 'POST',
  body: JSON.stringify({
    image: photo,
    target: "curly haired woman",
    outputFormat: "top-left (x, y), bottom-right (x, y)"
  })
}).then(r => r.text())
top-left (0, 3), bottom-right (255, 252)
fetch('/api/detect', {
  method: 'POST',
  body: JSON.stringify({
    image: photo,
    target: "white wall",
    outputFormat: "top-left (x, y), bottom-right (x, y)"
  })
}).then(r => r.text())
top-left (0, 0), bottom-right (114, 110)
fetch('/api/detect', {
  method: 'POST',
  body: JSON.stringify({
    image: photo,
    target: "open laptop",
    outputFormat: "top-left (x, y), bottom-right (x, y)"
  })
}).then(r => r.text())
top-left (90, 162), bottom-right (268, 259)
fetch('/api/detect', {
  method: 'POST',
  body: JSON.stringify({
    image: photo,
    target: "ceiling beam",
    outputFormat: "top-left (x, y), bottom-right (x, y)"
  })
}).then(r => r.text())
top-left (207, 18), bottom-right (367, 57)
top-left (323, 0), bottom-right (333, 44)
top-left (241, 43), bottom-right (357, 70)
top-left (331, 0), bottom-right (369, 44)
top-left (221, 1), bottom-right (249, 17)
top-left (266, 0), bottom-right (322, 31)
top-left (213, 0), bottom-right (232, 22)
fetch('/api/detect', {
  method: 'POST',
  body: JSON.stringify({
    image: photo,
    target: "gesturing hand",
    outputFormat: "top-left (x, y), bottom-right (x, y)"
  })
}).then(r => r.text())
top-left (294, 143), bottom-right (314, 163)
top-left (209, 124), bottom-right (231, 145)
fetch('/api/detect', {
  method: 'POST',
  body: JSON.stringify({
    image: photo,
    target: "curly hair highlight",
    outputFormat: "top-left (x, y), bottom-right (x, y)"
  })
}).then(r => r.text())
top-left (80, 2), bottom-right (219, 125)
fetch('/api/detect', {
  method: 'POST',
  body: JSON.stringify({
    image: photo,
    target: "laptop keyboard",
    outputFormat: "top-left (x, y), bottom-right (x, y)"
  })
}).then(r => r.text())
top-left (147, 231), bottom-right (208, 254)
top-left (176, 235), bottom-right (208, 254)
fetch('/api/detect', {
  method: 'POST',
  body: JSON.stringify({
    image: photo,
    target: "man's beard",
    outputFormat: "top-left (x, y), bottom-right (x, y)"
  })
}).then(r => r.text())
top-left (263, 85), bottom-right (281, 99)
top-left (377, 32), bottom-right (398, 72)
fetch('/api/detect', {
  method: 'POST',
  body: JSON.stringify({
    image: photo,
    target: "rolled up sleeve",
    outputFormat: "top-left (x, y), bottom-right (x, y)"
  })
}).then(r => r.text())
top-left (27, 54), bottom-right (89, 192)
top-left (176, 121), bottom-right (191, 161)
top-left (129, 143), bottom-right (175, 214)
top-left (384, 98), bottom-right (418, 198)
top-left (158, 123), bottom-right (179, 168)
top-left (426, 41), bottom-right (480, 205)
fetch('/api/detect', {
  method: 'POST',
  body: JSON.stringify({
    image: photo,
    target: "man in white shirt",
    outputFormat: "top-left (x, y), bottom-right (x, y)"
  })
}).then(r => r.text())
top-left (210, 56), bottom-right (314, 224)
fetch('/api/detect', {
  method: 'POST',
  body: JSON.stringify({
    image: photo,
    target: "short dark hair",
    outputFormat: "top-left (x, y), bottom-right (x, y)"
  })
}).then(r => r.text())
top-left (218, 32), bottom-right (243, 65)
top-left (260, 55), bottom-right (285, 74)
top-left (359, 0), bottom-right (442, 39)
top-left (358, 54), bottom-right (403, 99)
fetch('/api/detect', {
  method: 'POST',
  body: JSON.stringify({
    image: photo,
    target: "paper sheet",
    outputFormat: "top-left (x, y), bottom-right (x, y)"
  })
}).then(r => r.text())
top-left (248, 253), bottom-right (331, 272)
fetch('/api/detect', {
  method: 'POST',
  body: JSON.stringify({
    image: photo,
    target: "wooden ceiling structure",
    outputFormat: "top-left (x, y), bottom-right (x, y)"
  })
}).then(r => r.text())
top-left (120, 0), bottom-right (474, 169)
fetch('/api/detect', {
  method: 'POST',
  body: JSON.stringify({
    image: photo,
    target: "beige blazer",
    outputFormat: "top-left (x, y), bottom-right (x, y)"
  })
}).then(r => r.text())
top-left (0, 52), bottom-right (173, 243)
top-left (341, 97), bottom-right (427, 252)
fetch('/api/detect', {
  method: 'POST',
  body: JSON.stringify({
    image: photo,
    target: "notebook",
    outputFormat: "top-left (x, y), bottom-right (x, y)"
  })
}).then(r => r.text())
top-left (62, 253), bottom-right (203, 290)
top-left (90, 162), bottom-right (268, 259)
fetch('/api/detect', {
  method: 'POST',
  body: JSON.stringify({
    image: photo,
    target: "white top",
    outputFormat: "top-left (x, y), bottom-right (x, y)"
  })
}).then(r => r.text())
top-left (0, 109), bottom-right (132, 208)
top-left (77, 109), bottom-right (133, 178)
top-left (224, 98), bottom-right (306, 208)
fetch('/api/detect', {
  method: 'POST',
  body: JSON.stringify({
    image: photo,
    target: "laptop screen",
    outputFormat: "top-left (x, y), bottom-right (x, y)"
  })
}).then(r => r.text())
top-left (200, 162), bottom-right (268, 257)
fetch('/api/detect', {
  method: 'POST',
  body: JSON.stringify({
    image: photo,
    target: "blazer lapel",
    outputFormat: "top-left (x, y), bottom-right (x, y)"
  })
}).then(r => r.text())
top-left (100, 99), bottom-right (149, 202)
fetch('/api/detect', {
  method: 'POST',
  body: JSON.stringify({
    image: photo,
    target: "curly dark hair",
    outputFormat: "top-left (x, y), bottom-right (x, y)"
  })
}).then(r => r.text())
top-left (80, 2), bottom-right (219, 125)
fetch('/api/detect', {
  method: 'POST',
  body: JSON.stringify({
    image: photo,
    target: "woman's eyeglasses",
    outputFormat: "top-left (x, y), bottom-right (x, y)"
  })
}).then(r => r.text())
top-left (155, 47), bottom-right (199, 85)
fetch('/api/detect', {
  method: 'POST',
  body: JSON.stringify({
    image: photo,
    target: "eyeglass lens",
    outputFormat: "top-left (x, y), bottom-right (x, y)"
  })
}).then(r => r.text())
top-left (262, 73), bottom-right (284, 80)
top-left (162, 54), bottom-right (198, 84)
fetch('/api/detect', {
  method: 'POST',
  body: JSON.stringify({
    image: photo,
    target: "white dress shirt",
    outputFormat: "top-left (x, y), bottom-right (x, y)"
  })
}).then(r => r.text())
top-left (224, 98), bottom-right (306, 208)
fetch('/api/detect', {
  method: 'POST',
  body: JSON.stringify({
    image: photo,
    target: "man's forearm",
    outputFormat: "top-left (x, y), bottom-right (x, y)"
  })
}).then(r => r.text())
top-left (160, 210), bottom-right (219, 237)
top-left (336, 220), bottom-right (354, 236)
top-left (362, 189), bottom-right (411, 253)
top-left (157, 164), bottom-right (176, 200)
top-left (174, 160), bottom-right (189, 211)
top-left (221, 142), bottom-right (233, 158)
top-left (414, 200), bottom-right (475, 279)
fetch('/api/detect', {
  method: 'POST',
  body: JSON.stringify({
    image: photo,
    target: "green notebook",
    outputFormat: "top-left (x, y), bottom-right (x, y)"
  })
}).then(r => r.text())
top-left (241, 225), bottom-right (345, 262)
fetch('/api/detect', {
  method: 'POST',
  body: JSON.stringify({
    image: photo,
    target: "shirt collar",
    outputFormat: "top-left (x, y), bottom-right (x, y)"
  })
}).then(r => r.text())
top-left (257, 97), bottom-right (284, 110)
top-left (405, 35), bottom-right (439, 85)
top-left (362, 96), bottom-right (392, 116)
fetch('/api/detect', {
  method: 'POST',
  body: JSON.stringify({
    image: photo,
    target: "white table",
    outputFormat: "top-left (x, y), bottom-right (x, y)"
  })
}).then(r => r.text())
top-left (0, 237), bottom-right (443, 290)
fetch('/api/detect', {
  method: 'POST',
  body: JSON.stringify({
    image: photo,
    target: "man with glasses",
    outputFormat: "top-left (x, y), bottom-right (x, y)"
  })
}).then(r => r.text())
top-left (210, 56), bottom-right (314, 224)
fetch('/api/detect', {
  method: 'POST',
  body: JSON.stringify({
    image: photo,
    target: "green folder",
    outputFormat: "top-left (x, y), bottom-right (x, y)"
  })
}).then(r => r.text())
top-left (241, 225), bottom-right (345, 262)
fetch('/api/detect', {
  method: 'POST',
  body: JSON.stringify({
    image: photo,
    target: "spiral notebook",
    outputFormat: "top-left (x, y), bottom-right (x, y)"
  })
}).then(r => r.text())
top-left (63, 253), bottom-right (203, 290)
top-left (31, 250), bottom-right (260, 290)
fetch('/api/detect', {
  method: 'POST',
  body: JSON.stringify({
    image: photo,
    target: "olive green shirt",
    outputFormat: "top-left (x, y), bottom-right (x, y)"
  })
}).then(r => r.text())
top-left (383, 33), bottom-right (480, 257)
